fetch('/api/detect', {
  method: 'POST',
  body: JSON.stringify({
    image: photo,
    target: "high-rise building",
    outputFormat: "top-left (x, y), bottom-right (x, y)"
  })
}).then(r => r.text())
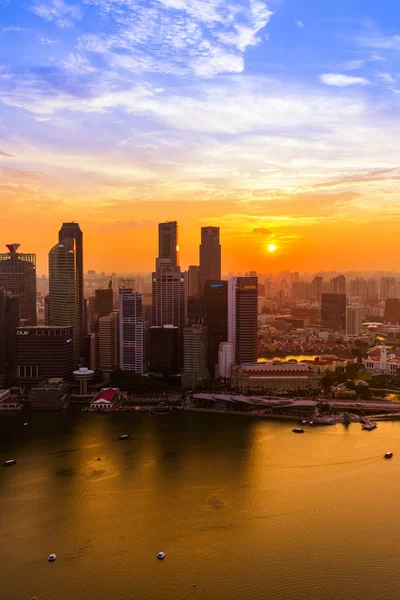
top-left (311, 276), bottom-right (323, 302)
top-left (119, 288), bottom-right (148, 374)
top-left (349, 277), bottom-right (367, 301)
top-left (366, 278), bottom-right (378, 302)
top-left (330, 275), bottom-right (346, 294)
top-left (182, 324), bottom-right (209, 389)
top-left (199, 226), bottom-right (221, 292)
top-left (94, 285), bottom-right (113, 319)
top-left (188, 266), bottom-right (200, 296)
top-left (229, 277), bottom-right (258, 364)
top-left (380, 277), bottom-right (396, 301)
top-left (98, 311), bottom-right (119, 374)
top-left (158, 221), bottom-right (179, 267)
top-left (0, 292), bottom-right (19, 386)
top-left (48, 238), bottom-right (80, 367)
top-left (384, 299), bottom-right (400, 324)
top-left (152, 263), bottom-right (185, 329)
top-left (149, 325), bottom-right (180, 376)
top-left (0, 244), bottom-right (36, 325)
top-left (321, 293), bottom-right (346, 330)
top-left (204, 281), bottom-right (228, 377)
top-left (346, 306), bottom-right (362, 336)
top-left (59, 223), bottom-right (84, 354)
top-left (218, 342), bottom-right (234, 379)
top-left (187, 294), bottom-right (206, 323)
top-left (16, 325), bottom-right (74, 385)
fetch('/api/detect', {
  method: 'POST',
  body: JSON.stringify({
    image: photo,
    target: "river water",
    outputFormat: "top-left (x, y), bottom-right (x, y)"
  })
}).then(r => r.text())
top-left (1, 408), bottom-right (400, 600)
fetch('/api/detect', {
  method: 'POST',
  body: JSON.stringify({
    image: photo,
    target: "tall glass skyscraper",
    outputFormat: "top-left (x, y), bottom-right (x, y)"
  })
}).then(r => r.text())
top-left (0, 244), bottom-right (36, 325)
top-left (48, 238), bottom-right (80, 367)
top-left (158, 221), bottom-right (179, 267)
top-left (119, 288), bottom-right (148, 374)
top-left (199, 226), bottom-right (221, 292)
top-left (59, 223), bottom-right (84, 354)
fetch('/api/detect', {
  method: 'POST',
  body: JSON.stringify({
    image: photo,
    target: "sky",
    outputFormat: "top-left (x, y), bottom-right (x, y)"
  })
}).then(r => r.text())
top-left (1, 0), bottom-right (400, 274)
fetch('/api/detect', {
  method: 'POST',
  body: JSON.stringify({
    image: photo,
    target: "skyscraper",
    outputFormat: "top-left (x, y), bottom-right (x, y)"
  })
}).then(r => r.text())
top-left (182, 324), bottom-right (209, 389)
top-left (188, 265), bottom-right (200, 296)
top-left (199, 226), bottom-right (221, 292)
top-left (158, 221), bottom-right (179, 267)
top-left (321, 293), bottom-right (346, 330)
top-left (98, 311), bottom-right (119, 374)
top-left (94, 285), bottom-right (113, 321)
top-left (346, 306), bottom-right (362, 336)
top-left (59, 222), bottom-right (84, 353)
top-left (0, 244), bottom-right (36, 325)
top-left (119, 288), bottom-right (148, 374)
top-left (48, 238), bottom-right (80, 367)
top-left (229, 277), bottom-right (258, 364)
top-left (384, 299), bottom-right (400, 324)
top-left (204, 281), bottom-right (228, 377)
top-left (330, 275), bottom-right (346, 294)
top-left (149, 325), bottom-right (179, 376)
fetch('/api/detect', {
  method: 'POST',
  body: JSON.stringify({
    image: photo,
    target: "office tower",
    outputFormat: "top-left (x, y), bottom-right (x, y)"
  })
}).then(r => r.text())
top-left (98, 312), bottom-right (119, 374)
top-left (218, 342), bottom-right (234, 379)
top-left (384, 299), bottom-right (400, 324)
top-left (199, 226), bottom-right (221, 292)
top-left (321, 293), bottom-right (346, 330)
top-left (94, 285), bottom-right (113, 318)
top-left (158, 221), bottom-right (179, 267)
top-left (229, 277), bottom-right (258, 364)
top-left (187, 294), bottom-right (206, 323)
top-left (0, 244), bottom-right (36, 325)
top-left (152, 263), bottom-right (185, 328)
top-left (330, 275), bottom-right (346, 294)
top-left (149, 325), bottom-right (179, 376)
top-left (380, 277), bottom-right (396, 301)
top-left (48, 238), bottom-right (80, 367)
top-left (204, 281), bottom-right (228, 377)
top-left (291, 281), bottom-right (311, 302)
top-left (87, 296), bottom-right (96, 334)
top-left (86, 332), bottom-right (98, 371)
top-left (59, 223), bottom-right (84, 353)
top-left (119, 288), bottom-right (148, 374)
top-left (366, 278), bottom-right (378, 302)
top-left (311, 276), bottom-right (323, 302)
top-left (0, 292), bottom-right (19, 386)
top-left (182, 324), bottom-right (209, 389)
top-left (188, 266), bottom-right (200, 296)
top-left (346, 306), bottom-right (362, 336)
top-left (16, 325), bottom-right (74, 385)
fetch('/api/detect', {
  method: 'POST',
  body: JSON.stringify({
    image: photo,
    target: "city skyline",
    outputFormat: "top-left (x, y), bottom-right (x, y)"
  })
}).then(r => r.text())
top-left (2, 0), bottom-right (400, 273)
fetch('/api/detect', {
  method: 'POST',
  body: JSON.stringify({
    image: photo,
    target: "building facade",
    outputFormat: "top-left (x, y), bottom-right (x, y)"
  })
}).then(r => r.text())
top-left (59, 223), bottom-right (84, 354)
top-left (346, 306), bottom-right (362, 337)
top-left (204, 281), bottom-right (228, 378)
top-left (199, 226), bottom-right (221, 292)
top-left (0, 244), bottom-right (36, 325)
top-left (362, 345), bottom-right (400, 375)
top-left (119, 288), bottom-right (148, 374)
top-left (149, 325), bottom-right (180, 376)
top-left (182, 324), bottom-right (209, 389)
top-left (48, 238), bottom-right (80, 367)
top-left (231, 362), bottom-right (321, 394)
top-left (158, 221), bottom-right (179, 267)
top-left (218, 341), bottom-right (235, 379)
top-left (98, 311), bottom-right (119, 374)
top-left (232, 277), bottom-right (258, 364)
top-left (321, 293), bottom-right (346, 331)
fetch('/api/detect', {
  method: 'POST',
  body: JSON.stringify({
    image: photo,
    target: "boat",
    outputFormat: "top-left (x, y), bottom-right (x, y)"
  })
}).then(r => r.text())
top-left (4, 459), bottom-right (16, 466)
top-left (362, 423), bottom-right (377, 431)
top-left (119, 434), bottom-right (129, 440)
top-left (48, 554), bottom-right (56, 562)
top-left (292, 429), bottom-right (304, 434)
top-left (97, 457), bottom-right (101, 461)
top-left (24, 422), bottom-right (28, 426)
top-left (157, 552), bottom-right (166, 560)
top-left (385, 452), bottom-right (393, 459)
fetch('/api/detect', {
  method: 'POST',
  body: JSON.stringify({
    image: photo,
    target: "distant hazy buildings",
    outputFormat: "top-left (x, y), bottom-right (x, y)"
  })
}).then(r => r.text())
top-left (119, 288), bottom-right (148, 375)
top-left (16, 326), bottom-right (74, 385)
top-left (0, 244), bottom-right (36, 325)
top-left (380, 277), bottom-right (396, 301)
top-left (48, 238), bottom-right (80, 367)
top-left (199, 226), bottom-right (221, 292)
top-left (330, 275), bottom-right (346, 295)
top-left (321, 293), bottom-right (346, 331)
top-left (182, 324), bottom-right (209, 389)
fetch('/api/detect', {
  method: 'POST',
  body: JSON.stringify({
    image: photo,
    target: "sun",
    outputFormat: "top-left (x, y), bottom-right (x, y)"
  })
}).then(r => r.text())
top-left (267, 243), bottom-right (277, 253)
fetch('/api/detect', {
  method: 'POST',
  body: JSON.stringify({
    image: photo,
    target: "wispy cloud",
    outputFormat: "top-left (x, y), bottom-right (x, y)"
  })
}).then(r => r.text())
top-left (0, 150), bottom-right (16, 158)
top-left (295, 20), bottom-right (305, 29)
top-left (343, 60), bottom-right (364, 71)
top-left (31, 0), bottom-right (82, 28)
top-left (320, 73), bottom-right (370, 87)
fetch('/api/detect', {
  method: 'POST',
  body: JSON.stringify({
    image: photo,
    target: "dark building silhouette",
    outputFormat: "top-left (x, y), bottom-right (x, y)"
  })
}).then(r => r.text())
top-left (321, 293), bottom-right (346, 330)
top-left (94, 285), bottom-right (113, 320)
top-left (0, 244), bottom-right (36, 325)
top-left (384, 298), bottom-right (400, 324)
top-left (234, 277), bottom-right (258, 364)
top-left (188, 265), bottom-right (200, 295)
top-left (204, 281), bottom-right (228, 377)
top-left (158, 221), bottom-right (178, 267)
top-left (187, 294), bottom-right (206, 323)
top-left (149, 325), bottom-right (180, 376)
top-left (16, 325), bottom-right (74, 385)
top-left (59, 222), bottom-right (84, 354)
top-left (199, 226), bottom-right (221, 292)
top-left (0, 290), bottom-right (19, 386)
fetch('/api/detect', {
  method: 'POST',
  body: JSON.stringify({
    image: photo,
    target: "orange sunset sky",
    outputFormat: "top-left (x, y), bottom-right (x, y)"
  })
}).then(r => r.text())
top-left (2, 0), bottom-right (400, 275)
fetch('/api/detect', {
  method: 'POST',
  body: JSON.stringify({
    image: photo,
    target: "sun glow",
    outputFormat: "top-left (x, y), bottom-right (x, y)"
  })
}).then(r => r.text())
top-left (267, 243), bottom-right (277, 253)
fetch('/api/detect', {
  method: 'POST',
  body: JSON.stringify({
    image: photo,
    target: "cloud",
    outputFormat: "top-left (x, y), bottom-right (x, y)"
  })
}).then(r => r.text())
top-left (1, 26), bottom-right (27, 32)
top-left (343, 60), bottom-right (364, 71)
top-left (295, 20), bottom-right (304, 29)
top-left (38, 34), bottom-right (58, 45)
top-left (319, 73), bottom-right (370, 87)
top-left (252, 226), bottom-right (271, 236)
top-left (31, 0), bottom-right (82, 28)
top-left (0, 150), bottom-right (16, 158)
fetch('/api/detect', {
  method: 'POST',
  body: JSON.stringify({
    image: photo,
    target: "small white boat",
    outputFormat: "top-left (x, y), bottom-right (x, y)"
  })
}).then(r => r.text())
top-left (48, 554), bottom-right (56, 562)
top-left (4, 459), bottom-right (16, 466)
top-left (157, 552), bottom-right (166, 560)
top-left (119, 434), bottom-right (129, 440)
top-left (24, 423), bottom-right (28, 426)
